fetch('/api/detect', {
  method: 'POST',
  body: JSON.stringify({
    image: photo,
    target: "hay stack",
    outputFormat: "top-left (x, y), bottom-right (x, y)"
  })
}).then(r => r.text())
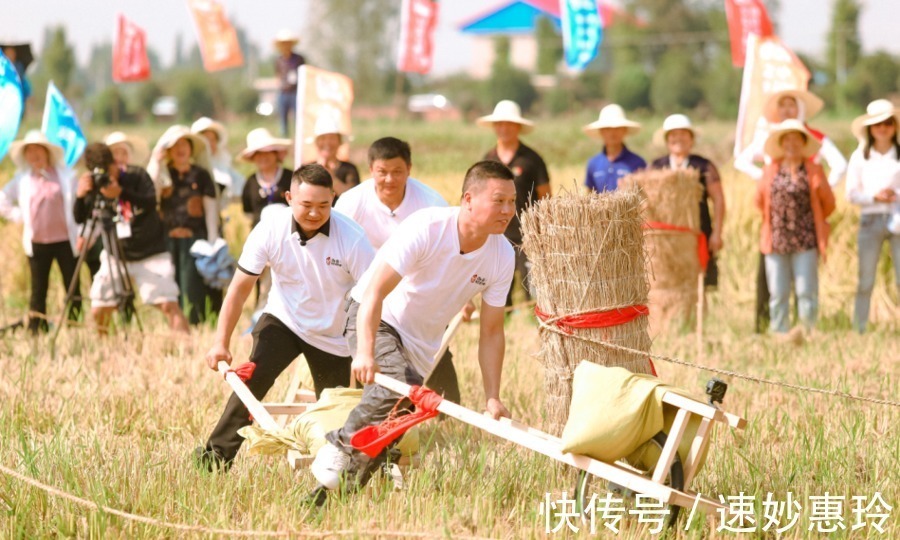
top-left (619, 169), bottom-right (704, 331)
top-left (521, 188), bottom-right (654, 435)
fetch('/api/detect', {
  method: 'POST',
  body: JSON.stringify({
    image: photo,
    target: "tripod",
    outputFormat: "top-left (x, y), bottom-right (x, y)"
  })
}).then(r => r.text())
top-left (49, 194), bottom-right (142, 352)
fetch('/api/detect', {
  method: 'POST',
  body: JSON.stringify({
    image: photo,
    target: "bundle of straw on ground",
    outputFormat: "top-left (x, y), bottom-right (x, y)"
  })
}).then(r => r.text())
top-left (520, 188), bottom-right (654, 435)
top-left (620, 169), bottom-right (704, 332)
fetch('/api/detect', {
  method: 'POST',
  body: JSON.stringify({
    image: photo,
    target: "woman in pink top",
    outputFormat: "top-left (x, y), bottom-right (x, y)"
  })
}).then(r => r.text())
top-left (0, 131), bottom-right (80, 333)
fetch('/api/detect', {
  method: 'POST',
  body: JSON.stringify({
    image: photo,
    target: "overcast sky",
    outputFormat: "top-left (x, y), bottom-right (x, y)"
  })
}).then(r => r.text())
top-left (3, 0), bottom-right (898, 75)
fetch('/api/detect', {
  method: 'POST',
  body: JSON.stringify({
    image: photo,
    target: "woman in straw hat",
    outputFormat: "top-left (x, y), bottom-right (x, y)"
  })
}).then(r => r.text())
top-left (650, 114), bottom-right (726, 288)
top-left (104, 131), bottom-right (149, 171)
top-left (148, 125), bottom-right (219, 325)
top-left (755, 119), bottom-right (835, 337)
top-left (240, 128), bottom-right (294, 227)
top-left (273, 29), bottom-right (306, 137)
top-left (477, 99), bottom-right (550, 306)
top-left (191, 117), bottom-right (244, 206)
top-left (846, 99), bottom-right (900, 333)
top-left (583, 104), bottom-right (646, 193)
top-left (0, 130), bottom-right (81, 333)
top-left (305, 114), bottom-right (360, 202)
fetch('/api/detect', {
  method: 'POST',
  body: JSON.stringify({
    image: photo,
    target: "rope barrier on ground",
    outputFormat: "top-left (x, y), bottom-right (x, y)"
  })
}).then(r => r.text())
top-left (535, 315), bottom-right (900, 408)
top-left (0, 462), bottom-right (493, 539)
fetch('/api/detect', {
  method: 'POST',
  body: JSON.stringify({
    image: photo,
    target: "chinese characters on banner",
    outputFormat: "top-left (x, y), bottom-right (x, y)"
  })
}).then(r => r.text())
top-left (397, 0), bottom-right (439, 74)
top-left (293, 65), bottom-right (354, 165)
top-left (112, 14), bottom-right (151, 82)
top-left (186, 0), bottom-right (243, 72)
top-left (561, 0), bottom-right (603, 71)
top-left (734, 34), bottom-right (810, 158)
top-left (724, 0), bottom-right (774, 67)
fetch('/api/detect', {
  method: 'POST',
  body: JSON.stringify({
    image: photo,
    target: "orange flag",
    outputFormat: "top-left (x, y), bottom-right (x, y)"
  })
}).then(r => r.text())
top-left (293, 66), bottom-right (354, 165)
top-left (186, 0), bottom-right (243, 72)
top-left (113, 14), bottom-right (151, 82)
top-left (734, 34), bottom-right (810, 158)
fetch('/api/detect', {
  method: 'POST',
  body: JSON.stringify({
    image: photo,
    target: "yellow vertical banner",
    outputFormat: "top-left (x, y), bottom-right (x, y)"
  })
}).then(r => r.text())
top-left (294, 66), bottom-right (355, 164)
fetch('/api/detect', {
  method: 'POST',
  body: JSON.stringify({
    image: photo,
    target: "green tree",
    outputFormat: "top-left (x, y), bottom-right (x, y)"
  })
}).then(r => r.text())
top-left (650, 49), bottom-right (702, 113)
top-left (607, 65), bottom-right (651, 111)
top-left (535, 16), bottom-right (562, 75)
top-left (826, 0), bottom-right (861, 112)
top-left (175, 70), bottom-right (224, 121)
top-left (484, 66), bottom-right (538, 113)
top-left (38, 26), bottom-right (77, 92)
top-left (846, 52), bottom-right (900, 107)
top-left (701, 47), bottom-right (742, 118)
top-left (134, 81), bottom-right (165, 120)
top-left (92, 86), bottom-right (130, 125)
top-left (83, 42), bottom-right (113, 95)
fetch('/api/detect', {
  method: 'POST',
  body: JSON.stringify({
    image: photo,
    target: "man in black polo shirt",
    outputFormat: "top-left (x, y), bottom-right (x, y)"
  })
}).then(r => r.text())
top-left (75, 143), bottom-right (189, 333)
top-left (477, 100), bottom-right (551, 306)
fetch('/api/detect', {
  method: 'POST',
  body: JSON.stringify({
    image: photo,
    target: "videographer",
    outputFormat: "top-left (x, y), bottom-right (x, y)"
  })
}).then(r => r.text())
top-left (75, 143), bottom-right (189, 334)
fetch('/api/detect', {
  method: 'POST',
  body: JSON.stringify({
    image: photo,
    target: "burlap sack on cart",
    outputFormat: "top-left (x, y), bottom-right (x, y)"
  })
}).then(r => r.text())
top-left (239, 388), bottom-right (420, 457)
top-left (560, 362), bottom-right (708, 471)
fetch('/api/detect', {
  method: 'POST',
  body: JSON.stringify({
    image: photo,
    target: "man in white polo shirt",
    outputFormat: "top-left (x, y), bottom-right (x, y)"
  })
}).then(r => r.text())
top-left (194, 163), bottom-right (375, 471)
top-left (335, 137), bottom-right (464, 404)
top-left (310, 160), bottom-right (516, 497)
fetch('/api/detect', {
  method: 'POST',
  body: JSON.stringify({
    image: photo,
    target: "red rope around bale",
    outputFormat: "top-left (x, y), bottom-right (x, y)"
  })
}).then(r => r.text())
top-left (227, 362), bottom-right (257, 382)
top-left (350, 386), bottom-right (443, 458)
top-left (643, 221), bottom-right (709, 271)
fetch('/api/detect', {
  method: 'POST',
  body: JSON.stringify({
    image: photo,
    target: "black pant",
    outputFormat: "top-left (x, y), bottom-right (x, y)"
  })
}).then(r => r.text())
top-left (27, 241), bottom-right (81, 333)
top-left (203, 314), bottom-right (351, 463)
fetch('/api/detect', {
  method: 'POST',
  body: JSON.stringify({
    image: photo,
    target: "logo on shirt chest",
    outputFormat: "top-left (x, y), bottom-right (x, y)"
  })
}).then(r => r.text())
top-left (470, 274), bottom-right (486, 286)
top-left (325, 256), bottom-right (342, 268)
top-left (511, 166), bottom-right (523, 177)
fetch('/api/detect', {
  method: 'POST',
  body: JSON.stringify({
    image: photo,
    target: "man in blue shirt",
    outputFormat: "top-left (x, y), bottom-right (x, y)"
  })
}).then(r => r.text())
top-left (583, 104), bottom-right (646, 192)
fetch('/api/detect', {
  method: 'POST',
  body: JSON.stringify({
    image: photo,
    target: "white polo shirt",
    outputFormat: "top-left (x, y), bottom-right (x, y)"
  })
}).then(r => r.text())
top-left (334, 177), bottom-right (448, 249)
top-left (237, 206), bottom-right (375, 356)
top-left (350, 207), bottom-right (514, 377)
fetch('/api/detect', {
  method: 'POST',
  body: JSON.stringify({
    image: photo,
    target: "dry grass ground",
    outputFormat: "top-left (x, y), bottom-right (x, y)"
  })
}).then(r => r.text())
top-left (0, 115), bottom-right (897, 538)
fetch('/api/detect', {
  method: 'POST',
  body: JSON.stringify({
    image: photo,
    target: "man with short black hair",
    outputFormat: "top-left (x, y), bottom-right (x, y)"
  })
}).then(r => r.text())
top-left (75, 143), bottom-right (188, 333)
top-left (195, 163), bottom-right (375, 471)
top-left (311, 160), bottom-right (516, 498)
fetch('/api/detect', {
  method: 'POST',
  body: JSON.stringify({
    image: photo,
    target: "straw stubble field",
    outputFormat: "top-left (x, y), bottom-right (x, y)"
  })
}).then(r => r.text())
top-left (0, 116), bottom-right (897, 538)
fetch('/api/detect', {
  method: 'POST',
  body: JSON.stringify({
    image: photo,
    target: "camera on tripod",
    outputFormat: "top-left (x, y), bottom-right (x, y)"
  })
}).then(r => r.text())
top-left (91, 167), bottom-right (112, 192)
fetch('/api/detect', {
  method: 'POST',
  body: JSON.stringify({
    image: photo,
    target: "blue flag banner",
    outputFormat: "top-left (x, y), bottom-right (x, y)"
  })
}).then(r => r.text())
top-left (41, 81), bottom-right (87, 167)
top-left (0, 51), bottom-right (23, 162)
top-left (561, 0), bottom-right (603, 71)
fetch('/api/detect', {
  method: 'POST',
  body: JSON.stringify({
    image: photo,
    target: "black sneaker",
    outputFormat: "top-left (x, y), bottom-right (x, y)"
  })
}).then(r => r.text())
top-left (193, 446), bottom-right (231, 473)
top-left (305, 485), bottom-right (329, 507)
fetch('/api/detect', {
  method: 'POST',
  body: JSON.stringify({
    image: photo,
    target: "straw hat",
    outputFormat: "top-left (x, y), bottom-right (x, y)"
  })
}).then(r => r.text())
top-left (191, 117), bottom-right (229, 147)
top-left (147, 125), bottom-right (213, 188)
top-left (762, 89), bottom-right (824, 123)
top-left (476, 100), bottom-right (535, 134)
top-left (9, 130), bottom-right (65, 169)
top-left (273, 29), bottom-right (300, 45)
top-left (304, 114), bottom-right (350, 144)
top-left (104, 131), bottom-right (149, 164)
top-left (763, 119), bottom-right (822, 160)
top-left (652, 114), bottom-right (699, 147)
top-left (239, 128), bottom-right (292, 162)
top-left (582, 104), bottom-right (641, 138)
top-left (851, 99), bottom-right (899, 141)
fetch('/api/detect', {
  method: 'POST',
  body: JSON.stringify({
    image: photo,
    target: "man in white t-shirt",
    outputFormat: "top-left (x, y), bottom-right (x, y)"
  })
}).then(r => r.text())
top-left (310, 160), bottom-right (516, 498)
top-left (335, 137), bottom-right (465, 404)
top-left (194, 164), bottom-right (375, 472)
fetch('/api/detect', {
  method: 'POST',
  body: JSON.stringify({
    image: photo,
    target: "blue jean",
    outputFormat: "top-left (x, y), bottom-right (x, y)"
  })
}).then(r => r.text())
top-left (765, 249), bottom-right (819, 333)
top-left (278, 91), bottom-right (296, 137)
top-left (854, 213), bottom-right (900, 333)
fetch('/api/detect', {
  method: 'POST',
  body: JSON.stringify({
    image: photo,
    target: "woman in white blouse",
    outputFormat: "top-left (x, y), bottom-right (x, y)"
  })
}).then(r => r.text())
top-left (846, 99), bottom-right (900, 333)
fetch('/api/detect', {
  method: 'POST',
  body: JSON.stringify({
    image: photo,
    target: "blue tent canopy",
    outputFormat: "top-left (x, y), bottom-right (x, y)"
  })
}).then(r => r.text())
top-left (459, 1), bottom-right (562, 35)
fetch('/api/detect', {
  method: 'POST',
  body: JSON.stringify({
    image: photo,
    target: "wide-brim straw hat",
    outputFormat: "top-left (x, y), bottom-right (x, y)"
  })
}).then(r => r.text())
top-left (851, 99), bottom-right (899, 141)
top-left (764, 119), bottom-right (822, 160)
top-left (240, 128), bottom-right (293, 162)
top-left (191, 117), bottom-right (229, 147)
top-left (762, 89), bottom-right (824, 123)
top-left (146, 125), bottom-right (213, 188)
top-left (582, 104), bottom-right (641, 138)
top-left (9, 130), bottom-right (65, 169)
top-left (104, 131), bottom-right (149, 165)
top-left (476, 100), bottom-right (535, 134)
top-left (652, 114), bottom-right (699, 147)
top-left (273, 29), bottom-right (300, 45)
top-left (304, 114), bottom-right (351, 144)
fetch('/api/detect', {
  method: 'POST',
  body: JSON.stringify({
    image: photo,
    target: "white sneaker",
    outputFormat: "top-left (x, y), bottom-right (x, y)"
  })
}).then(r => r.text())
top-left (311, 442), bottom-right (350, 490)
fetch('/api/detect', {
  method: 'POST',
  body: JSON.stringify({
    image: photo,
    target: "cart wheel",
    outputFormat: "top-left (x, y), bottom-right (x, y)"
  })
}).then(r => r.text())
top-left (574, 432), bottom-right (684, 527)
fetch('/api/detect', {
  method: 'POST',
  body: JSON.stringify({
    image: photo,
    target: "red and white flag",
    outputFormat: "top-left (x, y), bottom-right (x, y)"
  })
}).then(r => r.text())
top-left (112, 14), bottom-right (151, 82)
top-left (186, 0), bottom-right (244, 72)
top-left (725, 0), bottom-right (774, 67)
top-left (397, 0), bottom-right (439, 74)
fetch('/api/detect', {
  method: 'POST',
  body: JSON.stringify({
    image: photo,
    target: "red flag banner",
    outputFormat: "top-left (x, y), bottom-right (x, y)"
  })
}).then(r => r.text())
top-left (294, 66), bottom-right (355, 165)
top-left (186, 0), bottom-right (244, 72)
top-left (734, 34), bottom-right (810, 157)
top-left (725, 0), bottom-right (774, 67)
top-left (397, 0), bottom-right (439, 74)
top-left (112, 14), bottom-right (151, 82)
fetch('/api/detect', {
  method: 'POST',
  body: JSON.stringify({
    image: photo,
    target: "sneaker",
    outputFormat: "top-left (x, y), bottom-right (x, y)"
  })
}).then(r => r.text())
top-left (310, 442), bottom-right (350, 490)
top-left (193, 446), bottom-right (230, 473)
top-left (304, 485), bottom-right (329, 507)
